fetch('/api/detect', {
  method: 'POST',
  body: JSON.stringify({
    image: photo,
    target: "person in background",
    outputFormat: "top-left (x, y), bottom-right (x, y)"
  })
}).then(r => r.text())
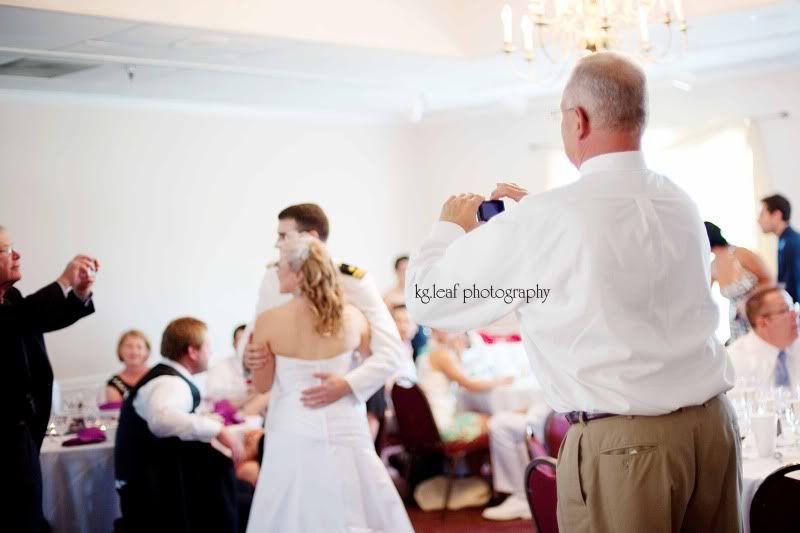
top-left (235, 429), bottom-right (265, 487)
top-left (759, 194), bottom-right (800, 303)
top-left (705, 221), bottom-right (772, 342)
top-left (390, 304), bottom-right (416, 350)
top-left (114, 317), bottom-right (245, 532)
top-left (0, 225), bottom-right (98, 533)
top-left (417, 329), bottom-right (512, 442)
top-left (383, 255), bottom-right (409, 308)
top-left (106, 330), bottom-right (152, 402)
top-left (384, 255), bottom-right (429, 359)
top-left (481, 402), bottom-right (552, 521)
top-left (207, 324), bottom-right (269, 416)
top-left (728, 287), bottom-right (800, 391)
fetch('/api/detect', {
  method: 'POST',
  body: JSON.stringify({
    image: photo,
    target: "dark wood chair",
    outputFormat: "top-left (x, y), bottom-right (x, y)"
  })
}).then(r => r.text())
top-left (750, 462), bottom-right (800, 533)
top-left (390, 380), bottom-right (489, 519)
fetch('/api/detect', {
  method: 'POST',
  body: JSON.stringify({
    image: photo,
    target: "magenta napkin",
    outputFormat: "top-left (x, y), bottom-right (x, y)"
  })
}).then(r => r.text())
top-left (213, 400), bottom-right (244, 426)
top-left (98, 401), bottom-right (122, 411)
top-left (62, 427), bottom-right (107, 447)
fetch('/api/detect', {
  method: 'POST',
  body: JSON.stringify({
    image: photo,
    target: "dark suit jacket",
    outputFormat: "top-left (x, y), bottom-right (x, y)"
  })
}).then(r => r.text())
top-left (1, 282), bottom-right (94, 531)
top-left (779, 226), bottom-right (800, 304)
top-left (1, 282), bottom-right (95, 447)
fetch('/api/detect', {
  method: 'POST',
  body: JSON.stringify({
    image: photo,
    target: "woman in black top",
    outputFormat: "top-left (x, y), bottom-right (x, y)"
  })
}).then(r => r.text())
top-left (105, 330), bottom-right (151, 402)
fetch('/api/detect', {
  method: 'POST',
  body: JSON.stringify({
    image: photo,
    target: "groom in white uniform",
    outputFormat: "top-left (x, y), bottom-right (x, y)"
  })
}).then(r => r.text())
top-left (242, 203), bottom-right (408, 408)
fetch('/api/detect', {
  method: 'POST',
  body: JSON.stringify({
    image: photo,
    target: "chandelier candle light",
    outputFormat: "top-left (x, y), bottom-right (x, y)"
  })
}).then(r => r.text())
top-left (501, 0), bottom-right (687, 70)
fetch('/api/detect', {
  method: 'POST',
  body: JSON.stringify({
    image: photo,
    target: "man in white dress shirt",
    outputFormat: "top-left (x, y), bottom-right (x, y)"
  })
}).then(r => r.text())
top-left (406, 53), bottom-right (740, 532)
top-left (115, 317), bottom-right (245, 531)
top-left (242, 203), bottom-right (406, 409)
top-left (728, 287), bottom-right (800, 390)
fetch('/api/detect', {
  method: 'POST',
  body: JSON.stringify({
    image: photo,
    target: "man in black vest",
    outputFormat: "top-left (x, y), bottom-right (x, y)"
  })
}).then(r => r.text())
top-left (115, 317), bottom-right (245, 532)
top-left (0, 225), bottom-right (97, 532)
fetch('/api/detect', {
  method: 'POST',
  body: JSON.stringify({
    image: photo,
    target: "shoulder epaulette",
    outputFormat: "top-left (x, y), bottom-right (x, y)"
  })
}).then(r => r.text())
top-left (339, 263), bottom-right (366, 279)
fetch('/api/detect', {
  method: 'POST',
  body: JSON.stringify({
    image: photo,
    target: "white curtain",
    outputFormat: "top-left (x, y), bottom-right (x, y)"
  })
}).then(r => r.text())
top-left (747, 119), bottom-right (778, 277)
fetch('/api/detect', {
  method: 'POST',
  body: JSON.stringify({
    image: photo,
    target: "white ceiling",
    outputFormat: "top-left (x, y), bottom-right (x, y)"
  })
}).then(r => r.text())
top-left (0, 1), bottom-right (799, 119)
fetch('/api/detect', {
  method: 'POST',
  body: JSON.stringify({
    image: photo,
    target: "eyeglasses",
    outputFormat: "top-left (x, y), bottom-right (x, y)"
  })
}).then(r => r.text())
top-left (549, 107), bottom-right (576, 121)
top-left (761, 302), bottom-right (800, 318)
top-left (0, 245), bottom-right (14, 256)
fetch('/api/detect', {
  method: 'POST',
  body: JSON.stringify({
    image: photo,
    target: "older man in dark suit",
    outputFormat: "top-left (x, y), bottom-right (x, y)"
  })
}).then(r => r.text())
top-left (0, 225), bottom-right (98, 532)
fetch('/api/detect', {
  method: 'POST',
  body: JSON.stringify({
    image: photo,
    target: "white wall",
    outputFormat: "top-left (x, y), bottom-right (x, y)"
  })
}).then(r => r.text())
top-left (0, 94), bottom-right (428, 383)
top-left (415, 66), bottom-right (800, 238)
top-left (3, 63), bottom-right (799, 386)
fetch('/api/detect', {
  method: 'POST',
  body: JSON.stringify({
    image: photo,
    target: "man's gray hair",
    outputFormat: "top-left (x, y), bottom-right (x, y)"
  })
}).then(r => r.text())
top-left (563, 52), bottom-right (648, 134)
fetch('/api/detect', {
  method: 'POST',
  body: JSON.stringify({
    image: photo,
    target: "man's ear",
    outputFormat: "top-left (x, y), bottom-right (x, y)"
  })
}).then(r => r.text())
top-left (576, 106), bottom-right (591, 140)
top-left (185, 345), bottom-right (199, 363)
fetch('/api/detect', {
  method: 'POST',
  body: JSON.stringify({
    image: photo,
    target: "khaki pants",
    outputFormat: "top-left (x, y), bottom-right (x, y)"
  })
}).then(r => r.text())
top-left (556, 395), bottom-right (742, 533)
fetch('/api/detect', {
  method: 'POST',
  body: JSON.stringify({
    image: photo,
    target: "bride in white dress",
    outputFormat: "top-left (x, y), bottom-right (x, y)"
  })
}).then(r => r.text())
top-left (246, 234), bottom-right (413, 533)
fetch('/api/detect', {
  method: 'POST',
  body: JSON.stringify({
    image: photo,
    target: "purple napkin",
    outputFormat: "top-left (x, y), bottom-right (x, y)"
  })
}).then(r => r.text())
top-left (62, 427), bottom-right (107, 447)
top-left (213, 400), bottom-right (244, 426)
top-left (98, 401), bottom-right (122, 411)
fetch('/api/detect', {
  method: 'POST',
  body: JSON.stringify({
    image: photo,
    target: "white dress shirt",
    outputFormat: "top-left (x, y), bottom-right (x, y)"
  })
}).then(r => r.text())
top-left (133, 358), bottom-right (222, 442)
top-left (238, 261), bottom-right (406, 403)
top-left (206, 355), bottom-right (249, 404)
top-left (406, 151), bottom-right (734, 415)
top-left (727, 331), bottom-right (800, 391)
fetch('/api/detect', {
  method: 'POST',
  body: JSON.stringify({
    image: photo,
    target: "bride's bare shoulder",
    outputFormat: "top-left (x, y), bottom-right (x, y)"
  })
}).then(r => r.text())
top-left (343, 304), bottom-right (368, 332)
top-left (256, 300), bottom-right (299, 329)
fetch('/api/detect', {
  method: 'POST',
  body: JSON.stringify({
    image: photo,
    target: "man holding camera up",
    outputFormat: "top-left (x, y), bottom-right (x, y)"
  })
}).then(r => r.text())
top-left (406, 53), bottom-right (741, 532)
top-left (0, 225), bottom-right (98, 532)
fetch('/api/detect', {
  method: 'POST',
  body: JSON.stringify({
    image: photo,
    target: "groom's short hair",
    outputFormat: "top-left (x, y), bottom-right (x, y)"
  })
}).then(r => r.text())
top-left (278, 203), bottom-right (330, 242)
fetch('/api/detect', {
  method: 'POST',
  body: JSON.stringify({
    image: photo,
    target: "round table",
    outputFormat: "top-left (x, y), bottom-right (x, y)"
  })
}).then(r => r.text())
top-left (40, 433), bottom-right (121, 533)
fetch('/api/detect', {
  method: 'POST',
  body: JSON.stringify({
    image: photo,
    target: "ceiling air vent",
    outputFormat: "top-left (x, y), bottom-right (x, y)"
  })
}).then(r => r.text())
top-left (0, 58), bottom-right (96, 78)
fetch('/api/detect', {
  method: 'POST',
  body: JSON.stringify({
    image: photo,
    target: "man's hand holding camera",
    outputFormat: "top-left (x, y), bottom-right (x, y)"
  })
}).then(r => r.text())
top-left (57, 254), bottom-right (100, 300)
top-left (490, 182), bottom-right (529, 203)
top-left (440, 193), bottom-right (485, 232)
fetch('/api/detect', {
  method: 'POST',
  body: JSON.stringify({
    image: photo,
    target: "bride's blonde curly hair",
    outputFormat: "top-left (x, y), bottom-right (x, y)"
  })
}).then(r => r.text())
top-left (280, 234), bottom-right (345, 336)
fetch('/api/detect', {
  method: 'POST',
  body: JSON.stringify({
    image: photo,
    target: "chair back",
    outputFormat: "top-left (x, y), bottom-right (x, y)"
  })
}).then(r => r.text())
top-left (390, 380), bottom-right (442, 453)
top-left (526, 423), bottom-right (548, 459)
top-left (544, 412), bottom-right (570, 456)
top-left (750, 462), bottom-right (800, 533)
top-left (525, 457), bottom-right (558, 533)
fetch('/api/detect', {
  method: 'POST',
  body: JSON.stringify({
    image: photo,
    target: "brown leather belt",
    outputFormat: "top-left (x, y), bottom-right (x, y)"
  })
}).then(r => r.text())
top-left (564, 411), bottom-right (618, 425)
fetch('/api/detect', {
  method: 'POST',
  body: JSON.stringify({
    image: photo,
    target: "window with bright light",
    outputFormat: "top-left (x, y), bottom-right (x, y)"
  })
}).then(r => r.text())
top-left (546, 126), bottom-right (755, 342)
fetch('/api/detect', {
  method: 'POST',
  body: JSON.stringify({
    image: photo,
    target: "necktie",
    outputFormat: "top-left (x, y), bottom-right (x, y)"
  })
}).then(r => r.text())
top-left (775, 351), bottom-right (791, 387)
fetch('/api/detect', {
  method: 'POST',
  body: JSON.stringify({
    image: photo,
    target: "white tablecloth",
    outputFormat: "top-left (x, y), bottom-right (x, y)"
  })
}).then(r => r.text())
top-left (741, 442), bottom-right (800, 533)
top-left (40, 433), bottom-right (121, 533)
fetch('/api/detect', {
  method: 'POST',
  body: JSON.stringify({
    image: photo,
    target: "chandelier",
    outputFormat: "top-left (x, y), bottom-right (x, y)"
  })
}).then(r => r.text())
top-left (501, 1), bottom-right (688, 78)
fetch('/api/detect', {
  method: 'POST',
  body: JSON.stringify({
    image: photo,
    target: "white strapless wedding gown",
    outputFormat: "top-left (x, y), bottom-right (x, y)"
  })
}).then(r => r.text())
top-left (246, 352), bottom-right (413, 533)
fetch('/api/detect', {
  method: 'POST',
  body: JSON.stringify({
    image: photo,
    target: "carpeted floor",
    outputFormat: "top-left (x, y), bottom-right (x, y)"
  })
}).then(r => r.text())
top-left (407, 505), bottom-right (535, 533)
